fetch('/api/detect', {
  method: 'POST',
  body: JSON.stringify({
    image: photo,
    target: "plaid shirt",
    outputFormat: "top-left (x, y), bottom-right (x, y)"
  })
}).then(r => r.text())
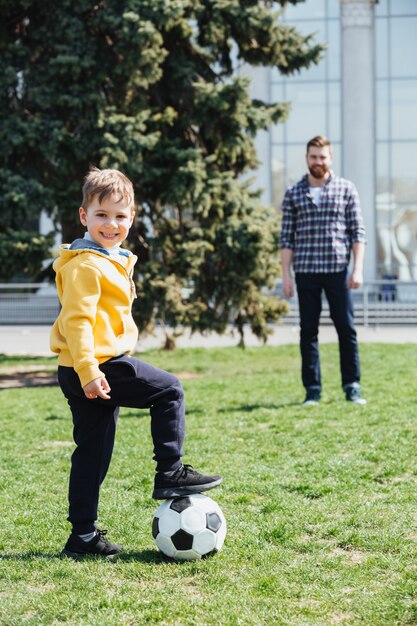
top-left (280, 172), bottom-right (366, 273)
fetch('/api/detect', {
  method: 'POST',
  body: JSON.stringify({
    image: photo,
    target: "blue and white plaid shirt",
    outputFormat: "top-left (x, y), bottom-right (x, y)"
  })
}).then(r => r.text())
top-left (280, 171), bottom-right (366, 273)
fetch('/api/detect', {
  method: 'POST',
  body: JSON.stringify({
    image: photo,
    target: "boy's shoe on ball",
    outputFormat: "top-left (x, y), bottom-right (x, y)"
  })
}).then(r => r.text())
top-left (152, 464), bottom-right (222, 499)
top-left (60, 529), bottom-right (124, 560)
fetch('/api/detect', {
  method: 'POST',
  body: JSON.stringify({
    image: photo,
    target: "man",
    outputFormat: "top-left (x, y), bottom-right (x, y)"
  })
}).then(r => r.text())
top-left (280, 135), bottom-right (367, 406)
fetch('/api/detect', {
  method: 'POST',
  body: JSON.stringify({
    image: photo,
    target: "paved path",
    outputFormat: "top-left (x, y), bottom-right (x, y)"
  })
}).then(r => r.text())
top-left (0, 324), bottom-right (416, 357)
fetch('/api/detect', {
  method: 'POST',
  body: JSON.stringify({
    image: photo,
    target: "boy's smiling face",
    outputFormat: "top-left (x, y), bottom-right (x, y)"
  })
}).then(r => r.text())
top-left (79, 193), bottom-right (134, 249)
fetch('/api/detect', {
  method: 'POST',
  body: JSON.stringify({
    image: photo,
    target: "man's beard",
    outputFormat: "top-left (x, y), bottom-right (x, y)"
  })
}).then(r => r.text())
top-left (309, 164), bottom-right (329, 179)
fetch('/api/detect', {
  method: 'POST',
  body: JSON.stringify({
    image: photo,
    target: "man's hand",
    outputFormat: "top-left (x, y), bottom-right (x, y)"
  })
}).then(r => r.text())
top-left (280, 248), bottom-right (295, 298)
top-left (83, 376), bottom-right (111, 400)
top-left (348, 269), bottom-right (363, 289)
top-left (349, 242), bottom-right (365, 289)
top-left (282, 275), bottom-right (295, 299)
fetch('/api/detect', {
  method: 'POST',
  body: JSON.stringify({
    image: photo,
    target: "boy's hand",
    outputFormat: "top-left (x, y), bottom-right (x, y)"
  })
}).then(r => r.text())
top-left (83, 376), bottom-right (111, 400)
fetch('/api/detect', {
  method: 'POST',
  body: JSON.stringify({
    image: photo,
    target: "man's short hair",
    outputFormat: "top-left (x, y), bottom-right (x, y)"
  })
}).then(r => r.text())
top-left (306, 135), bottom-right (332, 154)
top-left (82, 168), bottom-right (135, 211)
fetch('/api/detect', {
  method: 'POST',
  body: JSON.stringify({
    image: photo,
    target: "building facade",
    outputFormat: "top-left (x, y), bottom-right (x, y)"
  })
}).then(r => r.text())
top-left (255, 0), bottom-right (417, 283)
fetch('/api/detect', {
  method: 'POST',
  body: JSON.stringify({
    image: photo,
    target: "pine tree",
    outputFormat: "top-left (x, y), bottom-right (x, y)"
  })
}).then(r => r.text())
top-left (0, 0), bottom-right (323, 344)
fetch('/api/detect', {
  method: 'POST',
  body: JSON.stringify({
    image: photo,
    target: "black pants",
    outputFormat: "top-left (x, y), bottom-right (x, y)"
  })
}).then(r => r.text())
top-left (295, 269), bottom-right (361, 391)
top-left (58, 354), bottom-right (185, 534)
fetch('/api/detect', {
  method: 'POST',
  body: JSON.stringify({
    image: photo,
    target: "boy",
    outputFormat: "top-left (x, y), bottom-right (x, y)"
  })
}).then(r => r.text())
top-left (50, 168), bottom-right (221, 559)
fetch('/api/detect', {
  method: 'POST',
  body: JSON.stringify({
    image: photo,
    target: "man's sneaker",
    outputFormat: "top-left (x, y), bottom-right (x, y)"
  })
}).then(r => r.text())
top-left (302, 388), bottom-right (321, 407)
top-left (60, 529), bottom-right (124, 560)
top-left (345, 385), bottom-right (367, 405)
top-left (152, 464), bottom-right (222, 499)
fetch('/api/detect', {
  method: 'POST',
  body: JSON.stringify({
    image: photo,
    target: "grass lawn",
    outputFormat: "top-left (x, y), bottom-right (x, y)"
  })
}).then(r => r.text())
top-left (1, 343), bottom-right (417, 625)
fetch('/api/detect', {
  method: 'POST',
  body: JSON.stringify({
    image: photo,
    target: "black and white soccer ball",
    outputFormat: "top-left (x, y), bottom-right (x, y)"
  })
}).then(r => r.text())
top-left (152, 494), bottom-right (226, 561)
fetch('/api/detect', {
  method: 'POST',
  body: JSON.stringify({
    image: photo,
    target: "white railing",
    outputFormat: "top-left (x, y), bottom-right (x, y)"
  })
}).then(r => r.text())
top-left (1, 281), bottom-right (417, 326)
top-left (274, 279), bottom-right (417, 326)
top-left (0, 283), bottom-right (60, 325)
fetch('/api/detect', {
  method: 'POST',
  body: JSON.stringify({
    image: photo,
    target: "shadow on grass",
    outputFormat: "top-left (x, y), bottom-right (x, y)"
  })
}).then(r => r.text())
top-left (0, 374), bottom-right (58, 389)
top-left (118, 550), bottom-right (170, 564)
top-left (120, 409), bottom-right (204, 419)
top-left (0, 549), bottom-right (166, 564)
top-left (279, 483), bottom-right (330, 499)
top-left (0, 551), bottom-right (62, 561)
top-left (218, 402), bottom-right (301, 412)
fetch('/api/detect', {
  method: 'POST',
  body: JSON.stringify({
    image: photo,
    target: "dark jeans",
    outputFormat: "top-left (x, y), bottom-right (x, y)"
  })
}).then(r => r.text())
top-left (58, 354), bottom-right (185, 534)
top-left (295, 270), bottom-right (360, 391)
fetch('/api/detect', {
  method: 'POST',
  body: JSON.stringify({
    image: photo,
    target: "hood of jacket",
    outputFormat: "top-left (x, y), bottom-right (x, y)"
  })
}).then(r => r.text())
top-left (53, 240), bottom-right (137, 275)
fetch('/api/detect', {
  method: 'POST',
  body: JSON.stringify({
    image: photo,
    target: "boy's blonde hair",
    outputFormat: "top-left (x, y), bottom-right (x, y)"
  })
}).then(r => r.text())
top-left (82, 167), bottom-right (135, 212)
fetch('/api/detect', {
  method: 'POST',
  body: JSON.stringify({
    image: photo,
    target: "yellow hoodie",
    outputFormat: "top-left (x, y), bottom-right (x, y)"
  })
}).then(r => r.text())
top-left (50, 240), bottom-right (138, 387)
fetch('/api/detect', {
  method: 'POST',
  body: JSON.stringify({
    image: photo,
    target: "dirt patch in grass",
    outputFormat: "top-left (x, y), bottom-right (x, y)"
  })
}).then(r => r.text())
top-left (0, 365), bottom-right (58, 388)
top-left (176, 371), bottom-right (201, 379)
top-left (0, 367), bottom-right (199, 388)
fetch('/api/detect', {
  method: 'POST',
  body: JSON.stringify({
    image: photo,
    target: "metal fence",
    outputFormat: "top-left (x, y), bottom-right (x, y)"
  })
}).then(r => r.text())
top-left (0, 283), bottom-right (60, 325)
top-left (275, 279), bottom-right (417, 326)
top-left (1, 281), bottom-right (417, 326)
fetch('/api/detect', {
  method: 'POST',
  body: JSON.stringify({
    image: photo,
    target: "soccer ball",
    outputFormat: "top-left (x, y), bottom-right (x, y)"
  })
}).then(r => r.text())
top-left (152, 493), bottom-right (226, 561)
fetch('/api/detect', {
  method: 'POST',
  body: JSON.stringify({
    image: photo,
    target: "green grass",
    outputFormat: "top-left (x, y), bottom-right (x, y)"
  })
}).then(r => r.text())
top-left (1, 343), bottom-right (417, 625)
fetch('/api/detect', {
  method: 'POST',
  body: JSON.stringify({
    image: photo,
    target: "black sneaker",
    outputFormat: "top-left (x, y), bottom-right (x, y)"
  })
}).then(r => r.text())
top-left (152, 464), bottom-right (222, 499)
top-left (302, 388), bottom-right (321, 407)
top-left (345, 385), bottom-right (367, 405)
top-left (60, 529), bottom-right (124, 560)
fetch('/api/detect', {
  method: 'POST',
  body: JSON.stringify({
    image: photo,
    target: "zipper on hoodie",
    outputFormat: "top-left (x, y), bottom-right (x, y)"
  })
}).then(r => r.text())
top-left (115, 259), bottom-right (137, 300)
top-left (128, 270), bottom-right (137, 299)
top-left (112, 259), bottom-right (137, 300)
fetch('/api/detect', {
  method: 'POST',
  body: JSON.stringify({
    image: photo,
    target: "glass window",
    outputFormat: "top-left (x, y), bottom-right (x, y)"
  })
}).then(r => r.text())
top-left (327, 0), bottom-right (341, 19)
top-left (270, 0), bottom-right (342, 229)
top-left (285, 21), bottom-right (327, 82)
top-left (391, 80), bottom-right (417, 140)
top-left (375, 143), bottom-right (397, 277)
top-left (270, 82), bottom-right (284, 100)
top-left (375, 18), bottom-right (389, 79)
top-left (283, 0), bottom-right (326, 21)
top-left (391, 142), bottom-right (417, 204)
top-left (329, 142), bottom-right (341, 177)
top-left (270, 82), bottom-right (286, 144)
top-left (390, 18), bottom-right (417, 78)
top-left (285, 144), bottom-right (308, 188)
top-left (327, 19), bottom-right (341, 80)
top-left (284, 83), bottom-right (327, 143)
top-left (376, 142), bottom-right (390, 198)
top-left (271, 144), bottom-right (286, 207)
top-left (375, 0), bottom-right (388, 16)
top-left (271, 120), bottom-right (285, 145)
top-left (270, 68), bottom-right (283, 86)
top-left (328, 82), bottom-right (341, 141)
top-left (376, 80), bottom-right (389, 141)
top-left (388, 0), bottom-right (417, 16)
